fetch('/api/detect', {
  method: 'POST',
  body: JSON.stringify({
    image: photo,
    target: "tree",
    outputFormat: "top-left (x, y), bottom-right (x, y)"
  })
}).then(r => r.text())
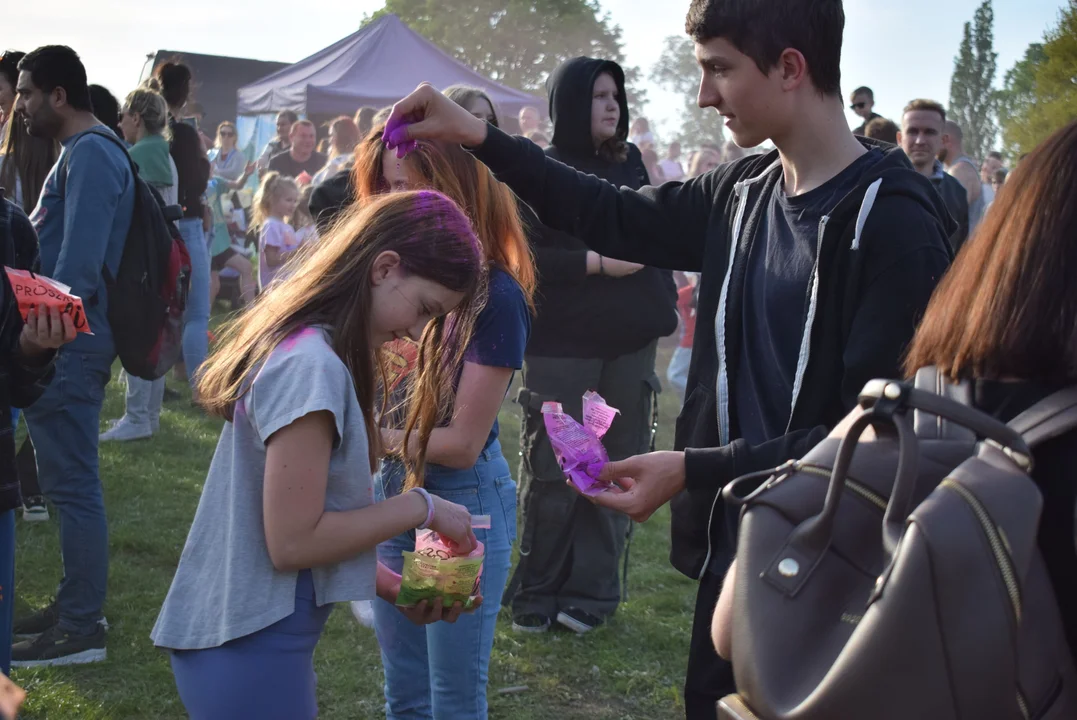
top-left (370, 0), bottom-right (647, 117)
top-left (948, 0), bottom-right (998, 161)
top-left (998, 0), bottom-right (1077, 157)
top-left (649, 35), bottom-right (724, 151)
top-left (996, 43), bottom-right (1047, 157)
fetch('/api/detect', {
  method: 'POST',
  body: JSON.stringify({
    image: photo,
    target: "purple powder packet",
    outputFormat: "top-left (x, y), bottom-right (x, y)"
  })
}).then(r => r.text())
top-left (383, 116), bottom-right (418, 158)
top-left (542, 392), bottom-right (621, 496)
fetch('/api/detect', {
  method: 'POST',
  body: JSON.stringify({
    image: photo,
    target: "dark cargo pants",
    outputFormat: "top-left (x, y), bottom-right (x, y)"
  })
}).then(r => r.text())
top-left (506, 341), bottom-right (660, 620)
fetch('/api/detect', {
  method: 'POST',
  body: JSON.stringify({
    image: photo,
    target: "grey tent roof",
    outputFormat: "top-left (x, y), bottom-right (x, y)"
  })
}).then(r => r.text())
top-left (236, 14), bottom-right (543, 120)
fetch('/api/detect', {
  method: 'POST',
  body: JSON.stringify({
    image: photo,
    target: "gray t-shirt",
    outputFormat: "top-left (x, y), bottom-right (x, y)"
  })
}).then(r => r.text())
top-left (151, 327), bottom-right (376, 650)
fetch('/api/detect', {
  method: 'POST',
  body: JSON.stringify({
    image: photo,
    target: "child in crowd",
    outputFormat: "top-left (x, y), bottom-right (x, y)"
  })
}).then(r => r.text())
top-left (151, 190), bottom-right (488, 719)
top-left (354, 122), bottom-right (535, 719)
top-left (291, 184), bottom-right (318, 247)
top-left (253, 172), bottom-right (300, 291)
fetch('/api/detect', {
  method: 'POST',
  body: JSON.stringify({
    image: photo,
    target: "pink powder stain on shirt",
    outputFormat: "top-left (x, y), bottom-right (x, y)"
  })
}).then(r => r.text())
top-left (279, 326), bottom-right (319, 352)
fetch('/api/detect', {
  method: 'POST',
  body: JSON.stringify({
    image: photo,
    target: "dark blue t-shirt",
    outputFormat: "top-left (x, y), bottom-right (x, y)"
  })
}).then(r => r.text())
top-left (736, 149), bottom-right (882, 445)
top-left (465, 266), bottom-right (531, 450)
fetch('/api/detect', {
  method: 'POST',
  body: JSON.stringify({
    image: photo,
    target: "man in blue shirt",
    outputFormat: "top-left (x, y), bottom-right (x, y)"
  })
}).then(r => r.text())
top-left (9, 45), bottom-right (133, 667)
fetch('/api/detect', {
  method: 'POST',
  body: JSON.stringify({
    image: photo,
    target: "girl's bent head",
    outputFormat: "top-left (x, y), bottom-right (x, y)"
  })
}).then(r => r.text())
top-left (197, 190), bottom-right (486, 473)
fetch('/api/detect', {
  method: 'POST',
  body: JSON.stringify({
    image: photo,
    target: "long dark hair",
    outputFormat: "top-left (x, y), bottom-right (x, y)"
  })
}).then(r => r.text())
top-left (198, 191), bottom-right (486, 482)
top-left (904, 119), bottom-right (1077, 384)
top-left (0, 116), bottom-right (59, 213)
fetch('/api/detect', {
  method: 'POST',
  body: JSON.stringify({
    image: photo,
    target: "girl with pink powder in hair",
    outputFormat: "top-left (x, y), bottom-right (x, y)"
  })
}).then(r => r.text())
top-left (150, 191), bottom-right (489, 718)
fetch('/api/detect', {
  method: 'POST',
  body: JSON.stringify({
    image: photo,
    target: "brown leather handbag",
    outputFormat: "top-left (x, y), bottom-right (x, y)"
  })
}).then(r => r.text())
top-left (718, 369), bottom-right (1077, 720)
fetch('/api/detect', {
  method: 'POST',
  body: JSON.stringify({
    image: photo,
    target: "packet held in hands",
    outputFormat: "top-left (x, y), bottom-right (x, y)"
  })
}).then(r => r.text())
top-left (4, 267), bottom-right (92, 334)
top-left (543, 391), bottom-right (620, 496)
top-left (396, 530), bottom-right (484, 610)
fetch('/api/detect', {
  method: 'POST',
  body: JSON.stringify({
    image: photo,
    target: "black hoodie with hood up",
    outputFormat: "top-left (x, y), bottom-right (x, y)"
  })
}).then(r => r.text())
top-left (471, 125), bottom-right (954, 580)
top-left (524, 57), bottom-right (677, 360)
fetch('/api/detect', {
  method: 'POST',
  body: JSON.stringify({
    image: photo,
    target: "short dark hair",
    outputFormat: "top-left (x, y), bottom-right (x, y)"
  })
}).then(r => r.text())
top-left (88, 84), bottom-right (120, 136)
top-left (864, 117), bottom-right (898, 145)
top-left (903, 99), bottom-right (946, 123)
top-left (993, 167), bottom-right (1008, 184)
top-left (17, 45), bottom-right (92, 112)
top-left (851, 86), bottom-right (873, 101)
top-left (987, 150), bottom-right (1003, 161)
top-left (684, 0), bottom-right (844, 96)
top-left (0, 50), bottom-right (26, 91)
top-left (277, 109), bottom-right (299, 125)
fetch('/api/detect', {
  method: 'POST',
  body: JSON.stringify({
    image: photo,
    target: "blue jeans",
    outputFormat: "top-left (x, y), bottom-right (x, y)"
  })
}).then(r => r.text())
top-left (171, 570), bottom-right (330, 720)
top-left (373, 440), bottom-right (517, 720)
top-left (1, 509), bottom-right (14, 674)
top-left (178, 218), bottom-right (210, 387)
top-left (23, 349), bottom-right (113, 635)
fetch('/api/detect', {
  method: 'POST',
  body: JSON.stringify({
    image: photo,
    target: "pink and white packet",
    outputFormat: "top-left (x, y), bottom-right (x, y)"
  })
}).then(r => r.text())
top-left (542, 391), bottom-right (620, 496)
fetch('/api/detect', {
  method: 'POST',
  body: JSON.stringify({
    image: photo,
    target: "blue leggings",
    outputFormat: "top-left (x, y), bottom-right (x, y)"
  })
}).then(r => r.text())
top-left (170, 571), bottom-right (331, 719)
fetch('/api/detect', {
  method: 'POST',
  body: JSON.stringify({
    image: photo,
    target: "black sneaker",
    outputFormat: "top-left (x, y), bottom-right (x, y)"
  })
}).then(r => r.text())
top-left (11, 624), bottom-right (107, 667)
top-left (12, 602), bottom-right (58, 639)
top-left (21, 496), bottom-right (49, 523)
top-left (163, 386), bottom-right (182, 403)
top-left (511, 613), bottom-right (551, 634)
top-left (556, 608), bottom-right (604, 634)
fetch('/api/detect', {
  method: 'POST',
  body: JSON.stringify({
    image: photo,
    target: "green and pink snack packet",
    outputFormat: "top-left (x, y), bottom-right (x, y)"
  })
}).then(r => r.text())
top-left (396, 515), bottom-right (491, 610)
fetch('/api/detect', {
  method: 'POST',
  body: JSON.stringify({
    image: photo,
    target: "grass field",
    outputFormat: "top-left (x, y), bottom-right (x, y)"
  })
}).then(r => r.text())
top-left (10, 338), bottom-right (696, 719)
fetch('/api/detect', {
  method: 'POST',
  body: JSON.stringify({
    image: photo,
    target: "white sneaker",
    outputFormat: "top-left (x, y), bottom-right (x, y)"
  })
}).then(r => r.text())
top-left (99, 417), bottom-right (153, 442)
top-left (21, 496), bottom-right (49, 523)
top-left (350, 601), bottom-right (376, 628)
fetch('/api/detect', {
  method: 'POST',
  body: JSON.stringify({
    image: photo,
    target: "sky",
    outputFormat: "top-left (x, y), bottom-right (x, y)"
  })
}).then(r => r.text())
top-left (4, 0), bottom-right (1067, 144)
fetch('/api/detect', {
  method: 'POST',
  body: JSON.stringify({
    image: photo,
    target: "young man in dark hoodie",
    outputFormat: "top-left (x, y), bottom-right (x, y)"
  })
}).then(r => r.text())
top-left (506, 57), bottom-right (678, 635)
top-left (386, 0), bottom-right (952, 714)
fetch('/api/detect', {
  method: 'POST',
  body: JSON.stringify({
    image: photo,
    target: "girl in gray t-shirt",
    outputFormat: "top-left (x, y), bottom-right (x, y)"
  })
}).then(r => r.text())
top-left (151, 190), bottom-right (489, 718)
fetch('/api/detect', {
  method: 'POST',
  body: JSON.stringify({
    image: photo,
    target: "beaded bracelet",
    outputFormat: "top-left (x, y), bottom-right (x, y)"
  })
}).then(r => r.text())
top-left (408, 487), bottom-right (435, 529)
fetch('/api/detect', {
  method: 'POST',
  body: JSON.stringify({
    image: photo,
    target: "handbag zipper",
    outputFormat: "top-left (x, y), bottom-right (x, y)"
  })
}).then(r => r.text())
top-left (797, 463), bottom-right (888, 512)
top-left (941, 478), bottom-right (1028, 719)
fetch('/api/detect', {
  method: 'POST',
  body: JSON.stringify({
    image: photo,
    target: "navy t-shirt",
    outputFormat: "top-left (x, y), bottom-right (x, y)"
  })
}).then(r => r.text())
top-left (464, 266), bottom-right (531, 450)
top-left (736, 149), bottom-right (882, 445)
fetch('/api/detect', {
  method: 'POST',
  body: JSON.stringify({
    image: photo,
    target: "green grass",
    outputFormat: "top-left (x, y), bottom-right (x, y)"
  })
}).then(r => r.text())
top-left (12, 337), bottom-right (694, 719)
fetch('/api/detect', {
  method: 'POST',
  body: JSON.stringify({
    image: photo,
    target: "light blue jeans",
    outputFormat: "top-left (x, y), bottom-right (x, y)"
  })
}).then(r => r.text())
top-left (373, 440), bottom-right (517, 720)
top-left (23, 349), bottom-right (114, 634)
top-left (666, 345), bottom-right (692, 406)
top-left (178, 218), bottom-right (210, 387)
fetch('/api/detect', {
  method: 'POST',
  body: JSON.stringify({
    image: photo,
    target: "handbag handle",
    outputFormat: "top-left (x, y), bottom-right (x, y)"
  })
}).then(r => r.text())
top-left (859, 380), bottom-right (1031, 464)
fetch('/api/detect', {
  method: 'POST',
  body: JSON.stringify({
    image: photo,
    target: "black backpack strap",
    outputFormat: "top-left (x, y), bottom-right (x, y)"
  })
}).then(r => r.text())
top-left (912, 366), bottom-right (975, 442)
top-left (1007, 387), bottom-right (1077, 449)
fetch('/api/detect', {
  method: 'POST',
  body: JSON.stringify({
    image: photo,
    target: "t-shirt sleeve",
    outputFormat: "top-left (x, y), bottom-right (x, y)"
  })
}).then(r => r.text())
top-left (261, 220), bottom-right (287, 249)
top-left (246, 330), bottom-right (352, 447)
top-left (464, 270), bottom-right (531, 369)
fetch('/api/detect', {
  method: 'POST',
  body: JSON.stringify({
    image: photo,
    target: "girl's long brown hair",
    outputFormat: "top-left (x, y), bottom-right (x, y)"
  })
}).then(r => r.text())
top-left (197, 190), bottom-right (486, 477)
top-left (354, 122), bottom-right (536, 309)
top-left (0, 118), bottom-right (59, 213)
top-left (904, 119), bottom-right (1077, 384)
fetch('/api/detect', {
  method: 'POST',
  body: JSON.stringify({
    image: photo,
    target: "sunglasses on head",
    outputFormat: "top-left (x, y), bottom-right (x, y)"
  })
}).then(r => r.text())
top-left (850, 102), bottom-right (867, 110)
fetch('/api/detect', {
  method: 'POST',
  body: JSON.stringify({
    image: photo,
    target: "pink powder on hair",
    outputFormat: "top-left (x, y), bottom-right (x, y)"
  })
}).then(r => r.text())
top-left (383, 117), bottom-right (418, 158)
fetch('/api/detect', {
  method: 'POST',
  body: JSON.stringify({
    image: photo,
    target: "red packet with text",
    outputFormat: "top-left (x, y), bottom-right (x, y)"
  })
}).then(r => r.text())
top-left (4, 267), bottom-right (92, 334)
top-left (383, 338), bottom-right (419, 393)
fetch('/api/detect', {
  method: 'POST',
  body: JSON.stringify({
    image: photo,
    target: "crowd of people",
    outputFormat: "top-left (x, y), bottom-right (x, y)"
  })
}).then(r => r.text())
top-left (0, 0), bottom-right (1074, 717)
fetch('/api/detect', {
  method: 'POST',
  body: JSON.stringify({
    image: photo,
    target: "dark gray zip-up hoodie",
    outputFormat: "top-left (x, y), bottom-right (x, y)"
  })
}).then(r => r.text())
top-left (471, 127), bottom-right (954, 579)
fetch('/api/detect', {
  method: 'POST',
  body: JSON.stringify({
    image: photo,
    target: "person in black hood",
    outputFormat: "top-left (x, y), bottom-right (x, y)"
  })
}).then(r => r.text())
top-left (382, 0), bottom-right (952, 715)
top-left (503, 56), bottom-right (678, 637)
